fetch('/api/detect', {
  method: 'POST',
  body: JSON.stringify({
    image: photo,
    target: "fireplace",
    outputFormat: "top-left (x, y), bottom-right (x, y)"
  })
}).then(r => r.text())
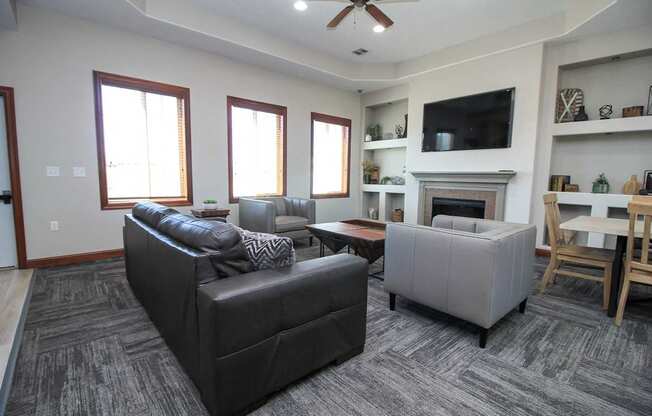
top-left (411, 171), bottom-right (516, 225)
top-left (432, 197), bottom-right (486, 220)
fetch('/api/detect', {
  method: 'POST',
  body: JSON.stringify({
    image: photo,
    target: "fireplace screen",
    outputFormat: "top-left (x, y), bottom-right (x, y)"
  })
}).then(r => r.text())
top-left (432, 197), bottom-right (486, 220)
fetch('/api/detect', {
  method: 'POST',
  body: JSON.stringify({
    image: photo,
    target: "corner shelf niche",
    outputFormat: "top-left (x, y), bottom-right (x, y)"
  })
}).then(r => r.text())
top-left (361, 98), bottom-right (409, 222)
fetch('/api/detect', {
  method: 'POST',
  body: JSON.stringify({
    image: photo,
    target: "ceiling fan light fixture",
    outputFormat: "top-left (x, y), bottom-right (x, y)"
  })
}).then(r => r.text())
top-left (373, 24), bottom-right (386, 33)
top-left (293, 1), bottom-right (308, 11)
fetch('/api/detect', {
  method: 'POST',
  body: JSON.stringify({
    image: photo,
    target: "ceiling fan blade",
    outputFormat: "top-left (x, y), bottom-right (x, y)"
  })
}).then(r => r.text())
top-left (327, 5), bottom-right (355, 28)
top-left (373, 0), bottom-right (419, 3)
top-left (365, 4), bottom-right (394, 28)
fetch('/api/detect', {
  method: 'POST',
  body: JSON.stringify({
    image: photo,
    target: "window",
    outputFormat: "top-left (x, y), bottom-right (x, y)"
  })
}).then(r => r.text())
top-left (94, 71), bottom-right (192, 209)
top-left (310, 112), bottom-right (351, 199)
top-left (227, 96), bottom-right (286, 203)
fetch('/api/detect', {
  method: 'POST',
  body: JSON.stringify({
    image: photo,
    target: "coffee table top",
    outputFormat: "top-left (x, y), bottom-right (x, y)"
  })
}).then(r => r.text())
top-left (306, 219), bottom-right (386, 242)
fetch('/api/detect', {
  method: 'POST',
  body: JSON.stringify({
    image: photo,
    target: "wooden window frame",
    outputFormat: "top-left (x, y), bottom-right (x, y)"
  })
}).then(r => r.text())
top-left (310, 112), bottom-right (351, 199)
top-left (227, 96), bottom-right (287, 204)
top-left (93, 71), bottom-right (193, 210)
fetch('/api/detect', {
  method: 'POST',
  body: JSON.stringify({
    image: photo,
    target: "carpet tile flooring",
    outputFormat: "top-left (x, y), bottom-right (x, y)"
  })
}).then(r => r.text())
top-left (6, 242), bottom-right (652, 415)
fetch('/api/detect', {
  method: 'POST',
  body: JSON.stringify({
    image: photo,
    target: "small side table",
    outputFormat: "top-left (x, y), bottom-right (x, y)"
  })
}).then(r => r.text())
top-left (191, 208), bottom-right (231, 222)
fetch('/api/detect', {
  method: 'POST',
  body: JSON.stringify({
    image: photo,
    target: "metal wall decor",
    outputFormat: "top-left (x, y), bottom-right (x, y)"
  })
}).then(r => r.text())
top-left (556, 88), bottom-right (584, 123)
top-left (599, 104), bottom-right (613, 120)
top-left (647, 85), bottom-right (652, 116)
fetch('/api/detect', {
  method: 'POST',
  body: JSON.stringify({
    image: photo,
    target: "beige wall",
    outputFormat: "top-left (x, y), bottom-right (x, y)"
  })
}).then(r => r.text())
top-left (0, 5), bottom-right (361, 260)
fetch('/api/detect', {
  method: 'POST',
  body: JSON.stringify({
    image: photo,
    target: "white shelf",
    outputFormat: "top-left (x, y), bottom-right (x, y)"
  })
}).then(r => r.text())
top-left (551, 116), bottom-right (652, 137)
top-left (362, 138), bottom-right (408, 150)
top-left (362, 184), bottom-right (406, 194)
top-left (553, 191), bottom-right (632, 207)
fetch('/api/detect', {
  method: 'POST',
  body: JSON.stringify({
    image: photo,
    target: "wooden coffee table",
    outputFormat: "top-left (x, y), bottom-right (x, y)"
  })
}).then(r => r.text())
top-left (306, 219), bottom-right (386, 266)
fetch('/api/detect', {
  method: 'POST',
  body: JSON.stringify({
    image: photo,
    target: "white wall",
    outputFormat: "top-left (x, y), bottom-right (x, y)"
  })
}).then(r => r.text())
top-left (0, 5), bottom-right (361, 260)
top-left (402, 43), bottom-right (545, 225)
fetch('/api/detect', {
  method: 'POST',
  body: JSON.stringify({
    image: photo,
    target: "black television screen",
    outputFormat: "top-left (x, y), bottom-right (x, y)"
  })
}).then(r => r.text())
top-left (422, 88), bottom-right (514, 152)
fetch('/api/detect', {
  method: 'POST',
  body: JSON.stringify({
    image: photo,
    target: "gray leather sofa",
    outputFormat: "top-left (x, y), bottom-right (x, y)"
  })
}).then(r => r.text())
top-left (384, 215), bottom-right (536, 348)
top-left (124, 202), bottom-right (367, 415)
top-left (238, 197), bottom-right (315, 243)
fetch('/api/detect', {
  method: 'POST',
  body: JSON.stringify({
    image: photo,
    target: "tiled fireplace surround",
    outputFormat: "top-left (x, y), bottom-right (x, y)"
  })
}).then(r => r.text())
top-left (411, 171), bottom-right (517, 225)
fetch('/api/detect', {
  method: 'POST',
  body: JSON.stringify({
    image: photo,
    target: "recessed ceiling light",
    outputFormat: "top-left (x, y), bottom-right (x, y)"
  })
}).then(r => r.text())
top-left (294, 1), bottom-right (308, 11)
top-left (373, 24), bottom-right (385, 33)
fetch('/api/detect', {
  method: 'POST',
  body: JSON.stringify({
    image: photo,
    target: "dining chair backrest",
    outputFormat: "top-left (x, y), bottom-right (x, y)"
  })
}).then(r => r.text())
top-left (543, 193), bottom-right (562, 250)
top-left (626, 196), bottom-right (652, 271)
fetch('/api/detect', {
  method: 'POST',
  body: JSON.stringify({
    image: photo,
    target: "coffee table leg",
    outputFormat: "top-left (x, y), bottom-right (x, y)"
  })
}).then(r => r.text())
top-left (608, 235), bottom-right (627, 317)
top-left (319, 241), bottom-right (324, 257)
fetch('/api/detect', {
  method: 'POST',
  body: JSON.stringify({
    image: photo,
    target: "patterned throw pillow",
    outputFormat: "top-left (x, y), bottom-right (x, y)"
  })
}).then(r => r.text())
top-left (233, 226), bottom-right (296, 271)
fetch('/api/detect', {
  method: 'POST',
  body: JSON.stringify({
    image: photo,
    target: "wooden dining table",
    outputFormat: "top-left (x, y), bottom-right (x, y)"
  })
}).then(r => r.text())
top-left (560, 216), bottom-right (645, 317)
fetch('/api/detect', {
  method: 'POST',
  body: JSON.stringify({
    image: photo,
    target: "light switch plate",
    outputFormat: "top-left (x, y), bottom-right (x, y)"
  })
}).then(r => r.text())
top-left (73, 167), bottom-right (86, 177)
top-left (46, 166), bottom-right (60, 177)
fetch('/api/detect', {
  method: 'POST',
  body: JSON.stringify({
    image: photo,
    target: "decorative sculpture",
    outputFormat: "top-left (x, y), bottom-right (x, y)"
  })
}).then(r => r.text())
top-left (599, 104), bottom-right (613, 119)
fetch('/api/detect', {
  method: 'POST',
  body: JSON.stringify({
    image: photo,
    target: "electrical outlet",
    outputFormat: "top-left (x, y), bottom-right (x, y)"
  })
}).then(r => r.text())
top-left (73, 167), bottom-right (86, 177)
top-left (50, 221), bottom-right (59, 231)
top-left (46, 166), bottom-right (60, 177)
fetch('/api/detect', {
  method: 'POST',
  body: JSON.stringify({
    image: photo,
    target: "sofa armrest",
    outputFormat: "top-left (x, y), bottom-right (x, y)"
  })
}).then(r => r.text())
top-left (284, 197), bottom-right (316, 224)
top-left (197, 254), bottom-right (367, 357)
top-left (238, 197), bottom-right (275, 233)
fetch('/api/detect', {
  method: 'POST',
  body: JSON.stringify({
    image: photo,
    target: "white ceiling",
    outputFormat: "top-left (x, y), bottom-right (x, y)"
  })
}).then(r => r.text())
top-left (9, 0), bottom-right (648, 91)
top-left (190, 0), bottom-right (571, 64)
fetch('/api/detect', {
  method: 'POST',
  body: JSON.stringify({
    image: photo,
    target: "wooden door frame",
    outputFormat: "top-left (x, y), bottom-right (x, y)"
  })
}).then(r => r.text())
top-left (0, 86), bottom-right (27, 269)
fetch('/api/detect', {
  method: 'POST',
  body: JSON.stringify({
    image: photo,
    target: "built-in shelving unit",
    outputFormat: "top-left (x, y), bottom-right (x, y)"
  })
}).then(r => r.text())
top-left (545, 50), bottom-right (652, 249)
top-left (361, 98), bottom-right (409, 222)
top-left (552, 116), bottom-right (652, 137)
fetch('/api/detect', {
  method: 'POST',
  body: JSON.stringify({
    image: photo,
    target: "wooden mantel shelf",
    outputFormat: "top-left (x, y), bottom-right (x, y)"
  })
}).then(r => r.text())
top-left (410, 171), bottom-right (516, 184)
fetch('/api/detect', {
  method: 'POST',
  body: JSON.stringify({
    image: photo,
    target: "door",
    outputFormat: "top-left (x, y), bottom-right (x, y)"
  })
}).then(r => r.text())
top-left (0, 95), bottom-right (17, 268)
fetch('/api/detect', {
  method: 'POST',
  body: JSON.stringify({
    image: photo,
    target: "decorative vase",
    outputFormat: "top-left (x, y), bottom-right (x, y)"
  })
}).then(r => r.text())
top-left (592, 183), bottom-right (609, 194)
top-left (363, 174), bottom-right (371, 184)
top-left (623, 175), bottom-right (641, 195)
top-left (574, 105), bottom-right (589, 121)
top-left (202, 202), bottom-right (218, 210)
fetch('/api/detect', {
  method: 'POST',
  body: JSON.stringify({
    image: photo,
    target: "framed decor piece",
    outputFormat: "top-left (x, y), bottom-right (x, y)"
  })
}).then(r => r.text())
top-left (556, 88), bottom-right (584, 123)
top-left (645, 170), bottom-right (652, 192)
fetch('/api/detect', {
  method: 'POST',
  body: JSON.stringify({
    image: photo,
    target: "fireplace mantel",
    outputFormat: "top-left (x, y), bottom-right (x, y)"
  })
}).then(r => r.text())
top-left (410, 171), bottom-right (516, 183)
top-left (412, 171), bottom-right (516, 224)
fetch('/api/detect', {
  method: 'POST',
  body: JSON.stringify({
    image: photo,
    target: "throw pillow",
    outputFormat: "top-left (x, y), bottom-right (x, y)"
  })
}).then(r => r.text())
top-left (233, 226), bottom-right (296, 270)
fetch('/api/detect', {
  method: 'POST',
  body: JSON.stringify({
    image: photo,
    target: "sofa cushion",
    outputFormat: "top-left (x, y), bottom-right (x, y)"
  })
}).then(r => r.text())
top-left (132, 202), bottom-right (178, 227)
top-left (275, 216), bottom-right (309, 233)
top-left (157, 213), bottom-right (253, 277)
top-left (235, 227), bottom-right (296, 270)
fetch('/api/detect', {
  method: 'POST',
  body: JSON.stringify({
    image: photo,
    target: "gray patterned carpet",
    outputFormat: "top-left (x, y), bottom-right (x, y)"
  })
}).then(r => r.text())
top-left (6, 242), bottom-right (652, 416)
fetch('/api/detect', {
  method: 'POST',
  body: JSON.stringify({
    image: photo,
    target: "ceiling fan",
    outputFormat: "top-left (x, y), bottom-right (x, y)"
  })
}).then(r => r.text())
top-left (297, 0), bottom-right (419, 30)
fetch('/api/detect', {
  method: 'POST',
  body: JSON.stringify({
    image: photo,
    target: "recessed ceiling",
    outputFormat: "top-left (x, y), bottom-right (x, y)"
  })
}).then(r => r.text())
top-left (190, 0), bottom-right (571, 64)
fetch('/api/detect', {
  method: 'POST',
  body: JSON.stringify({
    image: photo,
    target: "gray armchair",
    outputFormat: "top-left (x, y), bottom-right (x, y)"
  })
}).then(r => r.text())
top-left (384, 215), bottom-right (536, 348)
top-left (238, 197), bottom-right (316, 243)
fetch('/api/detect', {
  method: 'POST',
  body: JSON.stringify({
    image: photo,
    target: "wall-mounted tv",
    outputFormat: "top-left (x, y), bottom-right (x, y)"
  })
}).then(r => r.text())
top-left (422, 88), bottom-right (515, 152)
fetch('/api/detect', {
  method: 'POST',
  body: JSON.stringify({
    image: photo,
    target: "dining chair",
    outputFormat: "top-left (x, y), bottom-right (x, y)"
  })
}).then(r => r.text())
top-left (541, 193), bottom-right (615, 309)
top-left (615, 196), bottom-right (652, 326)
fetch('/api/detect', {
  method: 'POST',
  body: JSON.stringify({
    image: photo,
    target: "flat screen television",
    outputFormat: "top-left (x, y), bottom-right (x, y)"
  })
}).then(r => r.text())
top-left (422, 88), bottom-right (514, 152)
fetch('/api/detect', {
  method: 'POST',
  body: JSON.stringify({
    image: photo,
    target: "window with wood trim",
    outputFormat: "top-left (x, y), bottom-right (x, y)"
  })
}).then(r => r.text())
top-left (310, 112), bottom-right (351, 199)
top-left (227, 96), bottom-right (287, 203)
top-left (93, 71), bottom-right (192, 209)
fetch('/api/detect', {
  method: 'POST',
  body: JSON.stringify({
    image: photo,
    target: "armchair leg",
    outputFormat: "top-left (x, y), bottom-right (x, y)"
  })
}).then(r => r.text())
top-left (309, 237), bottom-right (313, 247)
top-left (389, 293), bottom-right (396, 311)
top-left (479, 328), bottom-right (489, 349)
top-left (519, 298), bottom-right (528, 313)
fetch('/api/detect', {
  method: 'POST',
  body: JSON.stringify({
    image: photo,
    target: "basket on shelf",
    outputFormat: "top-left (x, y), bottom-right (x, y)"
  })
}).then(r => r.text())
top-left (391, 209), bottom-right (404, 222)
